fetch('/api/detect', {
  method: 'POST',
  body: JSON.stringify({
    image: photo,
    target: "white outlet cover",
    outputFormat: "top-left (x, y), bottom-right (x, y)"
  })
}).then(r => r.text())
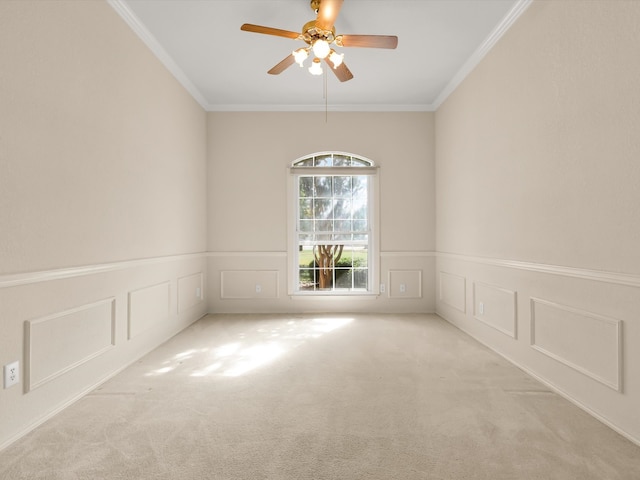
top-left (4, 361), bottom-right (19, 389)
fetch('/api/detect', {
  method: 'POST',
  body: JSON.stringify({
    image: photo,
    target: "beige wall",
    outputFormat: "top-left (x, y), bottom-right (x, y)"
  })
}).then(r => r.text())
top-left (0, 1), bottom-right (207, 448)
top-left (0, 1), bottom-right (207, 274)
top-left (436, 0), bottom-right (640, 273)
top-left (207, 112), bottom-right (436, 313)
top-left (435, 1), bottom-right (640, 444)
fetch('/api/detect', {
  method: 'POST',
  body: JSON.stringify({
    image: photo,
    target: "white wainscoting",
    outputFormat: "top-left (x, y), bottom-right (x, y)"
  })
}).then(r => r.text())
top-left (435, 252), bottom-right (640, 446)
top-left (25, 298), bottom-right (116, 392)
top-left (128, 282), bottom-right (171, 340)
top-left (530, 297), bottom-right (622, 392)
top-left (220, 270), bottom-right (280, 299)
top-left (388, 270), bottom-right (422, 298)
top-left (208, 251), bottom-right (436, 313)
top-left (473, 282), bottom-right (517, 338)
top-left (178, 272), bottom-right (204, 313)
top-left (439, 271), bottom-right (466, 313)
top-left (0, 253), bottom-right (207, 451)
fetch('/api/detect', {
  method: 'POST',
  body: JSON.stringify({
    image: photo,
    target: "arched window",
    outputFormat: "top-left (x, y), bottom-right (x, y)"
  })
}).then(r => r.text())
top-left (288, 152), bottom-right (379, 295)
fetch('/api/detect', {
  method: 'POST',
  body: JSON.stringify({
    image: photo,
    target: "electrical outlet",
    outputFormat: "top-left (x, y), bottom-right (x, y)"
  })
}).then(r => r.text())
top-left (379, 283), bottom-right (385, 293)
top-left (4, 361), bottom-right (19, 389)
top-left (196, 287), bottom-right (202, 299)
top-left (255, 284), bottom-right (262, 294)
top-left (399, 284), bottom-right (406, 293)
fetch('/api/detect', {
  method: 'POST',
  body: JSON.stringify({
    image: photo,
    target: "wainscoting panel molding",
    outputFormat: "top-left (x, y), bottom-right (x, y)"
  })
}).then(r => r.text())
top-left (439, 271), bottom-right (466, 313)
top-left (25, 298), bottom-right (116, 392)
top-left (178, 272), bottom-right (204, 313)
top-left (128, 282), bottom-right (171, 340)
top-left (221, 270), bottom-right (280, 299)
top-left (530, 298), bottom-right (622, 391)
top-left (388, 270), bottom-right (422, 298)
top-left (473, 282), bottom-right (517, 338)
top-left (434, 253), bottom-right (639, 444)
top-left (1, 253), bottom-right (208, 452)
top-left (209, 251), bottom-right (435, 314)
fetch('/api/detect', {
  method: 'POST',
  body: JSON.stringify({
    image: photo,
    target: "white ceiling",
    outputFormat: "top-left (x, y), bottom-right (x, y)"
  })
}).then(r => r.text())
top-left (110, 0), bottom-right (530, 112)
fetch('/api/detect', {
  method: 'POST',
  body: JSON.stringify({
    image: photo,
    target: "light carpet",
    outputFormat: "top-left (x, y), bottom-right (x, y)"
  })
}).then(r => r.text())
top-left (1, 313), bottom-right (639, 479)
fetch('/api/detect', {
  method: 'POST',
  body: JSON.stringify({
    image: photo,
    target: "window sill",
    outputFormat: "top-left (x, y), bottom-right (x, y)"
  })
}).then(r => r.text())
top-left (289, 292), bottom-right (379, 299)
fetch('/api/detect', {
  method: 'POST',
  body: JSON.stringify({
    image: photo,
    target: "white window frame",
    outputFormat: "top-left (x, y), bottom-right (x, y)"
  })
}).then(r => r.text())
top-left (287, 152), bottom-right (380, 296)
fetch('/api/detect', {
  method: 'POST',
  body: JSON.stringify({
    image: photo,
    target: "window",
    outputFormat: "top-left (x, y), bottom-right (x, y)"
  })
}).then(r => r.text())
top-left (288, 152), bottom-right (379, 295)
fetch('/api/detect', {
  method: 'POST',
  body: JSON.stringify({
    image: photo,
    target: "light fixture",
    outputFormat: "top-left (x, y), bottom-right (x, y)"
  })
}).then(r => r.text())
top-left (312, 39), bottom-right (330, 59)
top-left (293, 47), bottom-right (310, 67)
top-left (328, 49), bottom-right (344, 68)
top-left (308, 57), bottom-right (323, 76)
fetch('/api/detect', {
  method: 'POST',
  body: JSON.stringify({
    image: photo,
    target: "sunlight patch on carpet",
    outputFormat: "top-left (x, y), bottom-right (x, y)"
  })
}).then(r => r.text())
top-left (145, 316), bottom-right (354, 378)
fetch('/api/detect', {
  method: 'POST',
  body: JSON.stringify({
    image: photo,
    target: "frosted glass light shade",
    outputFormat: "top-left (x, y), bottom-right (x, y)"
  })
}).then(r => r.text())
top-left (293, 48), bottom-right (309, 67)
top-left (328, 50), bottom-right (344, 68)
top-left (309, 58), bottom-right (323, 75)
top-left (312, 39), bottom-right (330, 59)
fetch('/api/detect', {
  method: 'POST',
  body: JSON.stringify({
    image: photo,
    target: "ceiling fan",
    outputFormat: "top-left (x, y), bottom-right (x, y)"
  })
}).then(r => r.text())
top-left (240, 0), bottom-right (398, 82)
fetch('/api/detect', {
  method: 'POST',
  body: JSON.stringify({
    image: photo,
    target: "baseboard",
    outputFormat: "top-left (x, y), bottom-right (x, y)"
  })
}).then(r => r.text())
top-left (0, 363), bottom-right (131, 452)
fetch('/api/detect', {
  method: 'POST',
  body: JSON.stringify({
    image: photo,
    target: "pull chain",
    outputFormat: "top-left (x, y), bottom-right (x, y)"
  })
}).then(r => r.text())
top-left (324, 67), bottom-right (328, 123)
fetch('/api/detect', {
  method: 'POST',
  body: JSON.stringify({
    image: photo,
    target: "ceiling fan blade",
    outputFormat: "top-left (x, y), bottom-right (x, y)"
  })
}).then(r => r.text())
top-left (316, 0), bottom-right (343, 31)
top-left (338, 34), bottom-right (398, 49)
top-left (241, 24), bottom-right (300, 40)
top-left (268, 54), bottom-right (297, 75)
top-left (324, 58), bottom-right (353, 82)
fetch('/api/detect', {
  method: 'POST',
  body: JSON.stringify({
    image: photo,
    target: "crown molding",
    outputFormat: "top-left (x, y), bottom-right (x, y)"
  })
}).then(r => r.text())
top-left (206, 103), bottom-right (436, 113)
top-left (107, 0), bottom-right (209, 110)
top-left (432, 0), bottom-right (533, 110)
